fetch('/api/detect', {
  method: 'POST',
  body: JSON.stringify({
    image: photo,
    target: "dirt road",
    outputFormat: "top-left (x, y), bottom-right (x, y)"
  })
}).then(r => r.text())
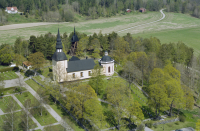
top-left (0, 22), bottom-right (68, 31)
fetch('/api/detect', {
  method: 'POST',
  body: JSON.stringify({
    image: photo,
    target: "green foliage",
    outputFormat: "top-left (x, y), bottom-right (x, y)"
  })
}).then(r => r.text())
top-left (136, 124), bottom-right (145, 131)
top-left (0, 67), bottom-right (14, 72)
top-left (25, 70), bottom-right (34, 77)
top-left (179, 115), bottom-right (186, 122)
top-left (146, 121), bottom-right (153, 128)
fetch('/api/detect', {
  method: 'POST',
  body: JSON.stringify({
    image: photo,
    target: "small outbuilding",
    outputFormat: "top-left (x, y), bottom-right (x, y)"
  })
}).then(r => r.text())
top-left (126, 9), bottom-right (131, 13)
top-left (139, 8), bottom-right (146, 13)
top-left (22, 61), bottom-right (32, 69)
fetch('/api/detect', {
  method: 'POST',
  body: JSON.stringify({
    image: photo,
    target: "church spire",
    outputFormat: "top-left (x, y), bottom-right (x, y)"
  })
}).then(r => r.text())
top-left (74, 26), bottom-right (75, 35)
top-left (71, 26), bottom-right (79, 43)
top-left (56, 28), bottom-right (63, 49)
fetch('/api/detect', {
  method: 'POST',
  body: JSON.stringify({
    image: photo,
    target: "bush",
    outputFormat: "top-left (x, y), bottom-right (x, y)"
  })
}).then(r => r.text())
top-left (25, 70), bottom-right (34, 77)
top-left (136, 124), bottom-right (145, 131)
top-left (175, 121), bottom-right (179, 125)
top-left (12, 66), bottom-right (19, 72)
top-left (37, 69), bottom-right (43, 74)
top-left (179, 115), bottom-right (186, 122)
top-left (0, 67), bottom-right (14, 72)
top-left (146, 121), bottom-right (153, 128)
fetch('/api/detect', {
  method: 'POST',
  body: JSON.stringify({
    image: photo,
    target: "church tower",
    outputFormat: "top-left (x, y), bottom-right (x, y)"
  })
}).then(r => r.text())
top-left (70, 27), bottom-right (79, 55)
top-left (52, 29), bottom-right (68, 82)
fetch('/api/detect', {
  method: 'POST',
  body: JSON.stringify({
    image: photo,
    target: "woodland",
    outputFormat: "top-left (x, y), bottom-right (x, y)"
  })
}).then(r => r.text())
top-left (0, 29), bottom-right (199, 130)
top-left (0, 0), bottom-right (200, 25)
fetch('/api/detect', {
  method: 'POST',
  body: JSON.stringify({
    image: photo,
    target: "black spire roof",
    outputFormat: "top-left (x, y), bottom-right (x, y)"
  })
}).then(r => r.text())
top-left (56, 28), bottom-right (63, 49)
top-left (71, 27), bottom-right (79, 43)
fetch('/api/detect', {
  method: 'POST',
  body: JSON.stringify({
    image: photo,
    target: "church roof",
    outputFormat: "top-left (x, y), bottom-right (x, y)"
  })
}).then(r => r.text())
top-left (52, 52), bottom-right (68, 61)
top-left (71, 27), bottom-right (79, 43)
top-left (56, 28), bottom-right (63, 49)
top-left (100, 51), bottom-right (113, 62)
top-left (67, 59), bottom-right (95, 73)
top-left (69, 56), bottom-right (80, 61)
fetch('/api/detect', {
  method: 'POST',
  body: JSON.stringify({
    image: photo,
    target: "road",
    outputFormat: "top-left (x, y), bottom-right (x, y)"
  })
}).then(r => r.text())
top-left (0, 22), bottom-right (68, 31)
top-left (117, 9), bottom-right (166, 33)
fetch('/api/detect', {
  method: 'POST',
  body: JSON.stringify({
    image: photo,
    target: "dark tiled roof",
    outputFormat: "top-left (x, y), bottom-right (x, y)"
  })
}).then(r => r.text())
top-left (52, 52), bottom-right (68, 61)
top-left (101, 56), bottom-right (113, 62)
top-left (67, 59), bottom-right (95, 73)
top-left (69, 56), bottom-right (80, 61)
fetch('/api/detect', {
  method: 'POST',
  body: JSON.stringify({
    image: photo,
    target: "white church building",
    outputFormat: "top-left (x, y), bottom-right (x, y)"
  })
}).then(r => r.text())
top-left (52, 28), bottom-right (114, 82)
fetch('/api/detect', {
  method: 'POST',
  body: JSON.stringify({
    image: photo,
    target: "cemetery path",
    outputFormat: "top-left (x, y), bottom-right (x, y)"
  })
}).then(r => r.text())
top-left (15, 72), bottom-right (74, 131)
top-left (4, 78), bottom-right (19, 88)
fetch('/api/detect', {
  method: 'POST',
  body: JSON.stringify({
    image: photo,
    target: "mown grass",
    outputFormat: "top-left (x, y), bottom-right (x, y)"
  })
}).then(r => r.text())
top-left (1, 86), bottom-right (26, 95)
top-left (43, 124), bottom-right (64, 131)
top-left (0, 71), bottom-right (19, 80)
top-left (0, 112), bottom-right (37, 131)
top-left (15, 92), bottom-right (38, 106)
top-left (0, 96), bottom-right (21, 113)
top-left (25, 79), bottom-right (43, 91)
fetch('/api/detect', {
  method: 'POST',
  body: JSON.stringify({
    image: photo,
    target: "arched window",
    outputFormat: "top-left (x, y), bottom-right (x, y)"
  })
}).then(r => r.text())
top-left (108, 66), bottom-right (110, 73)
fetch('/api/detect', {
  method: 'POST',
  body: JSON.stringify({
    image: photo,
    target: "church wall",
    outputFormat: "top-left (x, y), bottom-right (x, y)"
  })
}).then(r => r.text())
top-left (101, 62), bottom-right (114, 76)
top-left (67, 70), bottom-right (92, 81)
top-left (53, 60), bottom-right (68, 82)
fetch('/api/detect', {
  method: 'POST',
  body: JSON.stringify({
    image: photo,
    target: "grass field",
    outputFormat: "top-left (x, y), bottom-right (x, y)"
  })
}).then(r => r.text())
top-left (0, 71), bottom-right (19, 80)
top-left (15, 92), bottom-right (38, 106)
top-left (0, 11), bottom-right (162, 45)
top-left (1, 86), bottom-right (26, 95)
top-left (6, 14), bottom-right (40, 24)
top-left (25, 79), bottom-right (43, 91)
top-left (0, 96), bottom-right (21, 113)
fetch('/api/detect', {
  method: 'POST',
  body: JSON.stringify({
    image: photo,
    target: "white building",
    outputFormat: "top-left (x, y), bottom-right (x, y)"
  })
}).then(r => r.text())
top-left (99, 51), bottom-right (114, 76)
top-left (5, 7), bottom-right (18, 14)
top-left (52, 28), bottom-right (114, 82)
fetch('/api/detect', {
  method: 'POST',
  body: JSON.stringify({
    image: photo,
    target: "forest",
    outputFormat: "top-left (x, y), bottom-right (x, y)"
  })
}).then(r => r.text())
top-left (0, 0), bottom-right (200, 25)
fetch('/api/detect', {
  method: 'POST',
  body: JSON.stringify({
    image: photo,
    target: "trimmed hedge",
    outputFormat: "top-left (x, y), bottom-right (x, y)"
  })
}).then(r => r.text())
top-left (0, 67), bottom-right (14, 73)
top-left (0, 66), bottom-right (20, 73)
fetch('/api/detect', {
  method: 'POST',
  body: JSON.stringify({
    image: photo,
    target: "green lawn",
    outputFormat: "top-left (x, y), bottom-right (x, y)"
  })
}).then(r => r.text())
top-left (41, 67), bottom-right (52, 78)
top-left (0, 71), bottom-right (19, 80)
top-left (43, 124), bottom-right (64, 131)
top-left (15, 92), bottom-right (38, 106)
top-left (0, 96), bottom-right (21, 113)
top-left (0, 65), bottom-right (8, 69)
top-left (1, 86), bottom-right (26, 95)
top-left (0, 112), bottom-right (37, 131)
top-left (33, 109), bottom-right (57, 126)
top-left (25, 79), bottom-right (43, 91)
top-left (49, 103), bottom-right (85, 131)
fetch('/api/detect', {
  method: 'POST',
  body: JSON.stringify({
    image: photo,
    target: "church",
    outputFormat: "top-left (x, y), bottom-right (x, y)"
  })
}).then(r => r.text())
top-left (52, 28), bottom-right (114, 82)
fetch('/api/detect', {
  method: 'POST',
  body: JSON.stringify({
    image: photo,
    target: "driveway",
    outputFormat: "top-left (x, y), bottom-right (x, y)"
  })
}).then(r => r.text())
top-left (4, 78), bottom-right (19, 88)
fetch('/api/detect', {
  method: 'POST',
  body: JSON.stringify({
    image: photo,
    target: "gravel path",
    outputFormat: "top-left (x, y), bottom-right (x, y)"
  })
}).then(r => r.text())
top-left (117, 9), bottom-right (165, 33)
top-left (0, 22), bottom-right (68, 31)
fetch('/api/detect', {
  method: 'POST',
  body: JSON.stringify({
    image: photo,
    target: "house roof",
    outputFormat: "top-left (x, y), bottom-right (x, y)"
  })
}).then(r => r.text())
top-left (23, 61), bottom-right (32, 66)
top-left (67, 59), bottom-right (95, 73)
top-left (6, 7), bottom-right (17, 11)
top-left (69, 56), bottom-right (80, 61)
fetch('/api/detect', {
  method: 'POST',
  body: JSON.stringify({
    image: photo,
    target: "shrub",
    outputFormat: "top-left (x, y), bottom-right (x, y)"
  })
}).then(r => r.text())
top-left (25, 70), bottom-right (34, 77)
top-left (12, 66), bottom-right (19, 72)
top-left (146, 121), bottom-right (153, 128)
top-left (37, 69), bottom-right (43, 74)
top-left (179, 115), bottom-right (186, 122)
top-left (136, 124), bottom-right (145, 131)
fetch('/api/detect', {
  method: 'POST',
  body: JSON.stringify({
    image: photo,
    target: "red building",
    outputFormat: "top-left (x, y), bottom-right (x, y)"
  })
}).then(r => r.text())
top-left (139, 8), bottom-right (146, 13)
top-left (126, 9), bottom-right (131, 13)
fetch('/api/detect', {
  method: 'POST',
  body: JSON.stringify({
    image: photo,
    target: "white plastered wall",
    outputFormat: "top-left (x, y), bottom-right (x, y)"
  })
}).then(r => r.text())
top-left (67, 70), bottom-right (92, 81)
top-left (52, 60), bottom-right (68, 82)
top-left (101, 62), bottom-right (114, 76)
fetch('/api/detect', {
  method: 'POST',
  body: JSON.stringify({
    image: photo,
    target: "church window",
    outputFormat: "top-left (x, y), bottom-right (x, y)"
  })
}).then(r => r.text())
top-left (81, 72), bottom-right (83, 77)
top-left (88, 71), bottom-right (91, 76)
top-left (108, 66), bottom-right (110, 73)
top-left (73, 73), bottom-right (75, 78)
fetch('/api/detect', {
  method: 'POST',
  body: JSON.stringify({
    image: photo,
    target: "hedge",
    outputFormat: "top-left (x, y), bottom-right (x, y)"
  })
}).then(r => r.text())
top-left (0, 66), bottom-right (19, 73)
